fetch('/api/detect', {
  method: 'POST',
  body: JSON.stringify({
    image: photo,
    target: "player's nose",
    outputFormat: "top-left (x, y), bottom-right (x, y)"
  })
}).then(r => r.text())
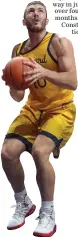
top-left (34, 10), bottom-right (39, 17)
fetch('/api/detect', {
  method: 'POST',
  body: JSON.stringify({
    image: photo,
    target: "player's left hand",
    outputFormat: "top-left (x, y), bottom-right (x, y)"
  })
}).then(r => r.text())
top-left (23, 58), bottom-right (47, 86)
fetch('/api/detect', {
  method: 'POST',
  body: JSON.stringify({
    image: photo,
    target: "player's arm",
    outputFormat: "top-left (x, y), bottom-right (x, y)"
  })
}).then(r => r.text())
top-left (10, 44), bottom-right (25, 102)
top-left (46, 35), bottom-right (77, 90)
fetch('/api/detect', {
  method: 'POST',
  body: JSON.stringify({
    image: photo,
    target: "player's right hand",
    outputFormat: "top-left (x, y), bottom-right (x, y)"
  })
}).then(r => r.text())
top-left (2, 69), bottom-right (9, 85)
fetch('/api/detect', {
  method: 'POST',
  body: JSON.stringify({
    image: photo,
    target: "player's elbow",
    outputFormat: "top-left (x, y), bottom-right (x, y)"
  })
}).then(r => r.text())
top-left (73, 79), bottom-right (77, 90)
top-left (16, 92), bottom-right (25, 102)
top-left (70, 81), bottom-right (77, 91)
top-left (14, 97), bottom-right (24, 102)
top-left (10, 94), bottom-right (23, 102)
top-left (71, 72), bottom-right (77, 90)
top-left (72, 84), bottom-right (77, 91)
top-left (10, 89), bottom-right (25, 102)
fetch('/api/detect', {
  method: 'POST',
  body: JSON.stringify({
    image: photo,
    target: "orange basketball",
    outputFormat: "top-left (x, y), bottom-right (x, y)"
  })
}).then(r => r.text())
top-left (3, 57), bottom-right (31, 90)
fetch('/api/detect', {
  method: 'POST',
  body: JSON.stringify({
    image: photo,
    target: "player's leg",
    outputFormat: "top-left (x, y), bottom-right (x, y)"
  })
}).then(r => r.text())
top-left (32, 135), bottom-right (56, 237)
top-left (32, 135), bottom-right (55, 201)
top-left (1, 139), bottom-right (25, 192)
top-left (1, 138), bottom-right (36, 230)
top-left (1, 104), bottom-right (39, 230)
top-left (32, 102), bottom-right (76, 237)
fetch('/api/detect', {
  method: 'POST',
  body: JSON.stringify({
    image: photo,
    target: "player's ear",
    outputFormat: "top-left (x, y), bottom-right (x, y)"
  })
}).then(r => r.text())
top-left (46, 18), bottom-right (49, 25)
top-left (22, 19), bottom-right (26, 26)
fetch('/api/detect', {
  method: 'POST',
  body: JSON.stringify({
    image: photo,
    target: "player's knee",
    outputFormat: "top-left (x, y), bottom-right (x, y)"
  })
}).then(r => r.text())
top-left (32, 144), bottom-right (49, 167)
top-left (32, 145), bottom-right (44, 158)
top-left (1, 144), bottom-right (16, 162)
top-left (1, 139), bottom-right (25, 163)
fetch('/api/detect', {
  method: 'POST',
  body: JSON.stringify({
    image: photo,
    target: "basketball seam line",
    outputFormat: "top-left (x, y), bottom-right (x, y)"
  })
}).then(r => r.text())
top-left (22, 60), bottom-right (24, 88)
top-left (10, 61), bottom-right (20, 89)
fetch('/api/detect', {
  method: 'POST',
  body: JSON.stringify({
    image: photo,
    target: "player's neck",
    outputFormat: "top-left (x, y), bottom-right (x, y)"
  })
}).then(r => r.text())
top-left (28, 29), bottom-right (46, 48)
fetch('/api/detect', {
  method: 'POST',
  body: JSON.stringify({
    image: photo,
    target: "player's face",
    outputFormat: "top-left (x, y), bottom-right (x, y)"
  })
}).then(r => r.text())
top-left (24, 4), bottom-right (48, 32)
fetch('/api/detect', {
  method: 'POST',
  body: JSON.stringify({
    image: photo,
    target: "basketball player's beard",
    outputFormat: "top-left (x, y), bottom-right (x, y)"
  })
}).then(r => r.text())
top-left (26, 19), bottom-right (46, 32)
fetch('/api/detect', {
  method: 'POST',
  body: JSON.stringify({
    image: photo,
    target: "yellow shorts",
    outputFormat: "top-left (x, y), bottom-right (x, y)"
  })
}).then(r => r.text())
top-left (5, 102), bottom-right (76, 158)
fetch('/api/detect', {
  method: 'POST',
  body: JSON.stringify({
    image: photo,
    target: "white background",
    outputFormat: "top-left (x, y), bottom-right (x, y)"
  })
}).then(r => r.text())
top-left (0, 0), bottom-right (78, 237)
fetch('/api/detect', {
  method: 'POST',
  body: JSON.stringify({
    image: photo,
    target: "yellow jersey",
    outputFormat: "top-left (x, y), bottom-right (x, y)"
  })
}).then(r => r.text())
top-left (17, 32), bottom-right (74, 110)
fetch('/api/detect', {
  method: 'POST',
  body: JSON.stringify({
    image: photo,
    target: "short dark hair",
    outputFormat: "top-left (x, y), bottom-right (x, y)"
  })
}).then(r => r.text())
top-left (27, 1), bottom-right (46, 9)
top-left (24, 1), bottom-right (47, 18)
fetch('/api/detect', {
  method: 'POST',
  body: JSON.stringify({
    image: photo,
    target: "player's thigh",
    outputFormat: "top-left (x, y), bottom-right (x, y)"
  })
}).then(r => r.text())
top-left (39, 102), bottom-right (76, 153)
top-left (59, 102), bottom-right (76, 148)
top-left (4, 104), bottom-right (40, 154)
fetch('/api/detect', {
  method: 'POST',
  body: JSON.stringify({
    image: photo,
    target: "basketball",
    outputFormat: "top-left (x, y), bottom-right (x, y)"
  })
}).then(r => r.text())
top-left (3, 57), bottom-right (31, 90)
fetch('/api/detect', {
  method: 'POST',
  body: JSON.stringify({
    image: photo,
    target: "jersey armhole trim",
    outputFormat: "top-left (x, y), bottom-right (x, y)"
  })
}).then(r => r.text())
top-left (16, 43), bottom-right (23, 56)
top-left (47, 33), bottom-right (58, 64)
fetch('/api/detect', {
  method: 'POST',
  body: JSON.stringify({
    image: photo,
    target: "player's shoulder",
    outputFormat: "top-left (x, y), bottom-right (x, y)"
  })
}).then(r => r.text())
top-left (13, 43), bottom-right (20, 51)
top-left (50, 33), bottom-right (73, 54)
top-left (52, 33), bottom-right (72, 46)
top-left (12, 43), bottom-right (21, 57)
top-left (12, 39), bottom-right (28, 57)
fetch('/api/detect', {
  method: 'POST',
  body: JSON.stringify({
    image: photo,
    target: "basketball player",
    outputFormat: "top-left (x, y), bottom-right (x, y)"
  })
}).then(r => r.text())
top-left (1, 1), bottom-right (77, 236)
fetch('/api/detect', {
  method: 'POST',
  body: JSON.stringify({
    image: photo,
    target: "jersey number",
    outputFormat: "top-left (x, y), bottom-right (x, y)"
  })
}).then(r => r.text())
top-left (34, 79), bottom-right (46, 88)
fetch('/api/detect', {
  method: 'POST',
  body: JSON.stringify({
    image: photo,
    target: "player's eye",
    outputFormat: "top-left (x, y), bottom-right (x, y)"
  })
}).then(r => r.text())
top-left (39, 9), bottom-right (44, 12)
top-left (29, 8), bottom-right (34, 13)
